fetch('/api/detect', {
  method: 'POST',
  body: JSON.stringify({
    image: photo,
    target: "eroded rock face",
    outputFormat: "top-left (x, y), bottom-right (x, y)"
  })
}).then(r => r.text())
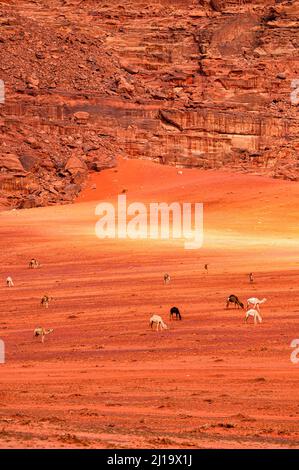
top-left (0, 0), bottom-right (298, 209)
top-left (0, 153), bottom-right (26, 173)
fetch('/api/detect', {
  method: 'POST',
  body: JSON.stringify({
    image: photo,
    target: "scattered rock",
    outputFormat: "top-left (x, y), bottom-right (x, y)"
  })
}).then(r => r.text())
top-left (0, 154), bottom-right (26, 173)
top-left (73, 111), bottom-right (90, 123)
top-left (277, 73), bottom-right (286, 79)
top-left (26, 75), bottom-right (39, 89)
top-left (19, 155), bottom-right (38, 171)
top-left (65, 156), bottom-right (87, 175)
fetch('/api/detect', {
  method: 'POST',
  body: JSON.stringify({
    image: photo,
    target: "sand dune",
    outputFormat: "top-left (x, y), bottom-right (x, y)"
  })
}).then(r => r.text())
top-left (0, 159), bottom-right (299, 448)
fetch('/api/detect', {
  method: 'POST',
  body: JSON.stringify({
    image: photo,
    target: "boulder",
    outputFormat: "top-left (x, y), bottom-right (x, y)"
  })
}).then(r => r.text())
top-left (18, 195), bottom-right (37, 209)
top-left (64, 183), bottom-right (81, 196)
top-left (19, 154), bottom-right (38, 171)
top-left (25, 136), bottom-right (41, 149)
top-left (117, 76), bottom-right (135, 95)
top-left (73, 111), bottom-right (90, 123)
top-left (26, 75), bottom-right (40, 89)
top-left (1, 154), bottom-right (26, 173)
top-left (65, 156), bottom-right (87, 175)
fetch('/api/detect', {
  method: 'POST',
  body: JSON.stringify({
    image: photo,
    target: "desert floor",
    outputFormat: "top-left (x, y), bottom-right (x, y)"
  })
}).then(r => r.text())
top-left (0, 158), bottom-right (299, 448)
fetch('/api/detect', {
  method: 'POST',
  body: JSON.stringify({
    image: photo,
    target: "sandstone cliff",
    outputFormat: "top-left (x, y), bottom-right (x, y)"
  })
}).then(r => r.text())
top-left (0, 0), bottom-right (298, 209)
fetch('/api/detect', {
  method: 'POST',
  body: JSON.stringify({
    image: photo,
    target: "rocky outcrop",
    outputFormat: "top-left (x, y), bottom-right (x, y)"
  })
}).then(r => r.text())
top-left (1, 153), bottom-right (26, 173)
top-left (0, 0), bottom-right (298, 209)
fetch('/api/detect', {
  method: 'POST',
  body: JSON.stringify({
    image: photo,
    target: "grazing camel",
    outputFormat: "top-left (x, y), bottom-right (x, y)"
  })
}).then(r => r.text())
top-left (226, 294), bottom-right (244, 309)
top-left (245, 309), bottom-right (262, 325)
top-left (41, 295), bottom-right (52, 308)
top-left (34, 327), bottom-right (54, 343)
top-left (246, 297), bottom-right (267, 312)
top-left (29, 258), bottom-right (39, 269)
top-left (6, 276), bottom-right (14, 287)
top-left (170, 306), bottom-right (182, 320)
top-left (164, 273), bottom-right (171, 284)
top-left (150, 315), bottom-right (168, 331)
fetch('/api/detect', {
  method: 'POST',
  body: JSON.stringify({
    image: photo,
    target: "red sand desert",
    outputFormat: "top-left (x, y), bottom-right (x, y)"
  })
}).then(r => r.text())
top-left (0, 158), bottom-right (299, 448)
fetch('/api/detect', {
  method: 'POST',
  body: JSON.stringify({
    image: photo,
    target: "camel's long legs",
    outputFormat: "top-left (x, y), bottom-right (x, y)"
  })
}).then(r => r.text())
top-left (255, 312), bottom-right (262, 323)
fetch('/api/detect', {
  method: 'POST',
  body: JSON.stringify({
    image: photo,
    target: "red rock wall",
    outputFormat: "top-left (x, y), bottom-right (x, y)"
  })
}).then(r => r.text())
top-left (0, 0), bottom-right (299, 208)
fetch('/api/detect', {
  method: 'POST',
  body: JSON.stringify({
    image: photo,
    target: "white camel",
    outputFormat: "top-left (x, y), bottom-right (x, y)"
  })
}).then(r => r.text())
top-left (33, 327), bottom-right (54, 343)
top-left (245, 309), bottom-right (262, 325)
top-left (6, 276), bottom-right (14, 287)
top-left (149, 315), bottom-right (168, 331)
top-left (246, 297), bottom-right (267, 312)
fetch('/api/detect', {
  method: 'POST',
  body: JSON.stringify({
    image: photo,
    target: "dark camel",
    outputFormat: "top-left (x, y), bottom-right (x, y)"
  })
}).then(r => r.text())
top-left (169, 306), bottom-right (182, 320)
top-left (226, 294), bottom-right (244, 309)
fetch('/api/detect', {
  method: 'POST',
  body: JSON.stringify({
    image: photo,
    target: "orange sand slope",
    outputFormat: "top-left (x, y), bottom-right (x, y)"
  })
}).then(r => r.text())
top-left (0, 158), bottom-right (299, 448)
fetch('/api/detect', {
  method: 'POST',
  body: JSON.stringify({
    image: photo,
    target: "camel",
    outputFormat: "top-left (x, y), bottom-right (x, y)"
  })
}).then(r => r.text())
top-left (6, 276), bottom-right (14, 287)
top-left (29, 258), bottom-right (39, 269)
top-left (226, 294), bottom-right (244, 309)
top-left (150, 315), bottom-right (168, 331)
top-left (34, 327), bottom-right (54, 343)
top-left (246, 297), bottom-right (267, 312)
top-left (170, 306), bottom-right (182, 320)
top-left (245, 309), bottom-right (262, 325)
top-left (164, 273), bottom-right (171, 284)
top-left (41, 295), bottom-right (52, 308)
